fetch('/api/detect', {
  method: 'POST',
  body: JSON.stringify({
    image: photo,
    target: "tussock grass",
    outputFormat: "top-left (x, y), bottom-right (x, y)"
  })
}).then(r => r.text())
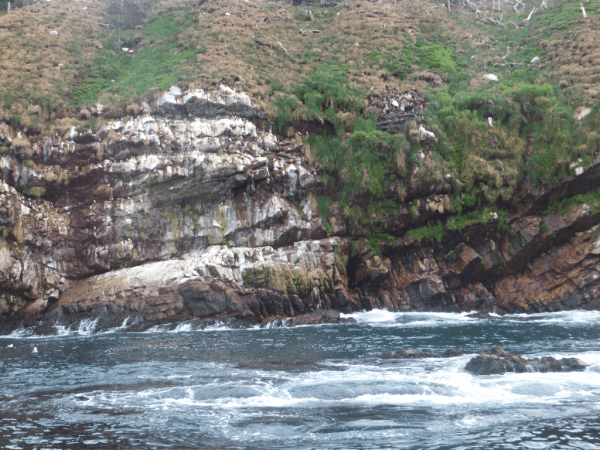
top-left (0, 1), bottom-right (105, 119)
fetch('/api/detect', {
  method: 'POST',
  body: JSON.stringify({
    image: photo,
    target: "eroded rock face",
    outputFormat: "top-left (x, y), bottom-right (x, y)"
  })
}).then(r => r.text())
top-left (44, 238), bottom-right (351, 330)
top-left (465, 347), bottom-right (586, 375)
top-left (2, 85), bottom-right (600, 333)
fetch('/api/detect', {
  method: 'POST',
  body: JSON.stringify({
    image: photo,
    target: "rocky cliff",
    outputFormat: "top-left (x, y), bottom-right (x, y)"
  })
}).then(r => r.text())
top-left (1, 81), bottom-right (600, 334)
top-left (1, 0), bottom-right (600, 334)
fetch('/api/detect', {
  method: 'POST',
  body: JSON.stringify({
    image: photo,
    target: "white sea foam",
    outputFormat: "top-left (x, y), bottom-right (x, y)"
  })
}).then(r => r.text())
top-left (341, 310), bottom-right (475, 328)
top-left (500, 310), bottom-right (600, 326)
top-left (144, 321), bottom-right (195, 333)
top-left (172, 321), bottom-right (194, 332)
top-left (55, 318), bottom-right (99, 336)
top-left (4, 309), bottom-right (600, 339)
top-left (77, 354), bottom-right (600, 414)
top-left (5, 328), bottom-right (29, 338)
top-left (101, 316), bottom-right (132, 333)
top-left (143, 320), bottom-right (240, 333)
top-left (341, 309), bottom-right (600, 329)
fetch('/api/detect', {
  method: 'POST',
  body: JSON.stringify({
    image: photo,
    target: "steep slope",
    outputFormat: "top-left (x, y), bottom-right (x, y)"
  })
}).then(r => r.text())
top-left (1, 0), bottom-right (600, 333)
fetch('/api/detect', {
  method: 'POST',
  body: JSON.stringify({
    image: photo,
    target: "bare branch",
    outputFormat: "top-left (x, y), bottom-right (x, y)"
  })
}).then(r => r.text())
top-left (524, 6), bottom-right (538, 21)
top-left (484, 15), bottom-right (506, 26)
top-left (277, 42), bottom-right (290, 56)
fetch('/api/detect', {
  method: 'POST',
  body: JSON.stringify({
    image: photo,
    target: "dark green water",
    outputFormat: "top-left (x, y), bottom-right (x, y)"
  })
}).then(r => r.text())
top-left (1, 310), bottom-right (600, 449)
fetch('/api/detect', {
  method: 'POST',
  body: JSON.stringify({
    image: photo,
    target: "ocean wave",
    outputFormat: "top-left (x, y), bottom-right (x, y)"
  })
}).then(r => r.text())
top-left (341, 309), bottom-right (600, 329)
top-left (5, 309), bottom-right (600, 339)
top-left (71, 357), bottom-right (600, 413)
top-left (341, 310), bottom-right (476, 327)
top-left (499, 310), bottom-right (600, 326)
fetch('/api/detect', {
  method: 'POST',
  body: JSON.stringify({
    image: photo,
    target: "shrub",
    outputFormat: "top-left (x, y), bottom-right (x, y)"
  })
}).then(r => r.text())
top-left (418, 45), bottom-right (457, 73)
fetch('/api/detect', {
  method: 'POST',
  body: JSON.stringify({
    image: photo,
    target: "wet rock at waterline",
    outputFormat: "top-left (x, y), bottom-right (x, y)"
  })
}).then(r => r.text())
top-left (465, 347), bottom-right (586, 375)
top-left (261, 310), bottom-right (357, 327)
top-left (381, 348), bottom-right (463, 359)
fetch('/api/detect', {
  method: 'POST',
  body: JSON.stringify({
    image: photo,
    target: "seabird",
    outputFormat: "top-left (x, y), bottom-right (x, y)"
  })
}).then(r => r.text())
top-left (32, 346), bottom-right (38, 353)
top-left (7, 344), bottom-right (13, 348)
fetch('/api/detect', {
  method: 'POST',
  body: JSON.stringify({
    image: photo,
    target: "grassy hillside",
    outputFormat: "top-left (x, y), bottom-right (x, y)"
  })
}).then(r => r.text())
top-left (1, 0), bottom-right (600, 244)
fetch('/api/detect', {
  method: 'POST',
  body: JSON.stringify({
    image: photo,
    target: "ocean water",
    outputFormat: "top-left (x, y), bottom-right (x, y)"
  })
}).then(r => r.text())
top-left (1, 310), bottom-right (600, 449)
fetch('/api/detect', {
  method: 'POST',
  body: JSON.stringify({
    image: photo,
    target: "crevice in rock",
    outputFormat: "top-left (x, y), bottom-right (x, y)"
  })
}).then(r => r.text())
top-left (347, 255), bottom-right (362, 289)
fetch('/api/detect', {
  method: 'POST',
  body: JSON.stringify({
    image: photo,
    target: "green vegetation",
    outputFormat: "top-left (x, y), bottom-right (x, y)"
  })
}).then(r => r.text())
top-left (418, 45), bottom-right (457, 73)
top-left (406, 209), bottom-right (509, 244)
top-left (279, 63), bottom-right (409, 235)
top-left (533, 0), bottom-right (600, 33)
top-left (274, 0), bottom-right (598, 244)
top-left (406, 220), bottom-right (445, 244)
top-left (71, 11), bottom-right (201, 105)
top-left (427, 82), bottom-right (582, 194)
top-left (4, 0), bottom-right (600, 257)
top-left (365, 233), bottom-right (395, 257)
top-left (367, 47), bottom-right (415, 81)
top-left (317, 196), bottom-right (334, 235)
top-left (447, 208), bottom-right (510, 232)
top-left (541, 188), bottom-right (600, 216)
top-left (23, 186), bottom-right (47, 198)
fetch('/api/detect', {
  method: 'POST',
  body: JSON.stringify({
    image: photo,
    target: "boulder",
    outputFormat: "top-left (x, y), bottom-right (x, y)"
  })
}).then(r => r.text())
top-left (33, 323), bottom-right (58, 336)
top-left (127, 104), bottom-right (141, 116)
top-left (465, 347), bottom-right (586, 375)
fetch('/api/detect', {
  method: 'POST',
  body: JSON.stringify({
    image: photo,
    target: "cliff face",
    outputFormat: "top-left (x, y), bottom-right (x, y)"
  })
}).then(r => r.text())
top-left (2, 0), bottom-right (600, 334)
top-left (1, 82), bottom-right (600, 334)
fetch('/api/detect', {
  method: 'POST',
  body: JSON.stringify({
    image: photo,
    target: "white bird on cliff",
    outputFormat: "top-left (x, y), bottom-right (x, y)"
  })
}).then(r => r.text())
top-left (7, 344), bottom-right (13, 348)
top-left (32, 346), bottom-right (38, 353)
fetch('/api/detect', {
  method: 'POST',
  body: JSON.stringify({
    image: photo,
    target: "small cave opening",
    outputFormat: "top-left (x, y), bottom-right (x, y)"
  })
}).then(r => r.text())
top-left (347, 255), bottom-right (362, 289)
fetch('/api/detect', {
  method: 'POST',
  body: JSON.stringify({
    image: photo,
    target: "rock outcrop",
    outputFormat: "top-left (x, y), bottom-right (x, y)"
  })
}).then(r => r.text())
top-left (381, 348), bottom-right (463, 359)
top-left (2, 84), bottom-right (600, 334)
top-left (465, 347), bottom-right (587, 375)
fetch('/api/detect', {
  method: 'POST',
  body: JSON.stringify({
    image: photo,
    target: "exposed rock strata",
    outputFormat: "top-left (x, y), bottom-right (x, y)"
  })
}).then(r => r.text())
top-left (2, 85), bottom-right (600, 334)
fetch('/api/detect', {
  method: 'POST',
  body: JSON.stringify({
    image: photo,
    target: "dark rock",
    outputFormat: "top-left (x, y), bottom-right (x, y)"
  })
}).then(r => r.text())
top-left (381, 348), bottom-right (462, 359)
top-left (443, 348), bottom-right (464, 357)
top-left (465, 353), bottom-right (527, 375)
top-left (465, 347), bottom-right (587, 375)
top-left (558, 357), bottom-right (587, 372)
top-left (527, 357), bottom-right (563, 373)
top-left (33, 323), bottom-right (58, 336)
top-left (396, 349), bottom-right (440, 359)
top-left (262, 310), bottom-right (357, 327)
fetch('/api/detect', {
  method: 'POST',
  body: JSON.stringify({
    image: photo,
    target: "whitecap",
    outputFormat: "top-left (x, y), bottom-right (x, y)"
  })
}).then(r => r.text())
top-left (500, 310), bottom-right (600, 326)
top-left (341, 310), bottom-right (475, 328)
